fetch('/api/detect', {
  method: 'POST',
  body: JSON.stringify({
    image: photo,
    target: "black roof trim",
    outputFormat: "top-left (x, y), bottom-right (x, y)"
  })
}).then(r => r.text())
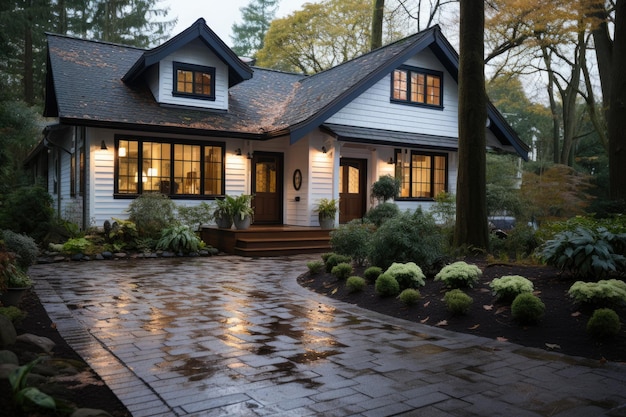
top-left (122, 18), bottom-right (253, 87)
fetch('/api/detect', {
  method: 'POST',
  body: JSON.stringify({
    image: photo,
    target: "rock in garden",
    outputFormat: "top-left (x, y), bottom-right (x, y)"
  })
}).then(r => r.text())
top-left (71, 408), bottom-right (114, 417)
top-left (0, 363), bottom-right (18, 379)
top-left (101, 251), bottom-right (113, 259)
top-left (0, 315), bottom-right (16, 347)
top-left (15, 333), bottom-right (55, 353)
top-left (0, 349), bottom-right (18, 365)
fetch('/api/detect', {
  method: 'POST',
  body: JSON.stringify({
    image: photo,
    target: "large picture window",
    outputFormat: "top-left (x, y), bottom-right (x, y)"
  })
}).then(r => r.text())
top-left (173, 62), bottom-right (216, 100)
top-left (115, 136), bottom-right (224, 198)
top-left (395, 149), bottom-right (447, 199)
top-left (391, 66), bottom-right (442, 108)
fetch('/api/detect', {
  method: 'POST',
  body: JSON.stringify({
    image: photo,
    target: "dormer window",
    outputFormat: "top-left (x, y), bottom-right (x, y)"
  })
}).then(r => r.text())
top-left (173, 62), bottom-right (216, 100)
top-left (391, 66), bottom-right (442, 108)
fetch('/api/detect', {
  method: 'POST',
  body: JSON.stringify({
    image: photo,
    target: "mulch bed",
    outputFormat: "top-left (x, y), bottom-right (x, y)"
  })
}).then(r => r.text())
top-left (298, 259), bottom-right (626, 363)
top-left (1, 290), bottom-right (131, 417)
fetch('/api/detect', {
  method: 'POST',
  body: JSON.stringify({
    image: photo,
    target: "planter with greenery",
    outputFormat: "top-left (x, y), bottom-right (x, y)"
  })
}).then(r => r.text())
top-left (213, 198), bottom-right (233, 229)
top-left (0, 248), bottom-right (33, 307)
top-left (315, 198), bottom-right (338, 229)
top-left (227, 194), bottom-right (254, 229)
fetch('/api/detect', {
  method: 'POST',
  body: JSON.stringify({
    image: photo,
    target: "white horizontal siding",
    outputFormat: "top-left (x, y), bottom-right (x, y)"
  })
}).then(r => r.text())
top-left (285, 137), bottom-right (310, 226)
top-left (157, 39), bottom-right (229, 110)
top-left (326, 49), bottom-right (459, 139)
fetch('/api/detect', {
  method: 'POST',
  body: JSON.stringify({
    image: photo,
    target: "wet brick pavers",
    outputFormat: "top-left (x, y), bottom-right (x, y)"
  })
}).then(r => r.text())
top-left (29, 255), bottom-right (626, 417)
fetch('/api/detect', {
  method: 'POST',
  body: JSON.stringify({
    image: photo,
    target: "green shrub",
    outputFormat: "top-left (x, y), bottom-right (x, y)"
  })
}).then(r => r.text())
top-left (567, 280), bottom-right (626, 306)
top-left (435, 261), bottom-right (482, 288)
top-left (371, 174), bottom-right (400, 202)
top-left (536, 216), bottom-right (626, 244)
top-left (537, 227), bottom-right (626, 277)
top-left (364, 202), bottom-right (400, 227)
top-left (364, 266), bottom-right (382, 283)
top-left (398, 288), bottom-right (421, 305)
top-left (325, 253), bottom-right (352, 273)
top-left (587, 308), bottom-right (621, 339)
top-left (0, 185), bottom-right (54, 240)
top-left (505, 224), bottom-right (540, 258)
top-left (156, 225), bottom-right (202, 254)
top-left (330, 220), bottom-right (375, 266)
top-left (108, 218), bottom-right (139, 250)
top-left (321, 252), bottom-right (334, 263)
top-left (0, 306), bottom-right (26, 324)
top-left (306, 260), bottom-right (324, 274)
top-left (62, 237), bottom-right (92, 255)
top-left (375, 273), bottom-right (400, 297)
top-left (384, 262), bottom-right (425, 290)
top-left (176, 202), bottom-right (214, 231)
top-left (489, 275), bottom-right (534, 301)
top-left (368, 208), bottom-right (444, 271)
top-left (443, 289), bottom-right (473, 315)
top-left (511, 293), bottom-right (545, 324)
top-left (128, 193), bottom-right (177, 239)
top-left (1, 230), bottom-right (39, 269)
top-left (346, 276), bottom-right (367, 293)
top-left (331, 262), bottom-right (353, 280)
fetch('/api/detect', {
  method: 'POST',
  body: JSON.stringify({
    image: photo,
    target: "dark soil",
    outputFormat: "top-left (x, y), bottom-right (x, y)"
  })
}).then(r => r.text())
top-left (298, 258), bottom-right (626, 364)
top-left (0, 290), bottom-right (131, 417)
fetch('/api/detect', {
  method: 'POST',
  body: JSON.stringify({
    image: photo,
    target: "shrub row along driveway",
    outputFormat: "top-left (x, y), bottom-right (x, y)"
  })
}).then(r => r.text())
top-left (30, 255), bottom-right (626, 417)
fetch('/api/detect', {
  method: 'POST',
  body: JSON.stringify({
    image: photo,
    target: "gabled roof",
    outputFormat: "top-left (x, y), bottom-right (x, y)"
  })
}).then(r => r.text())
top-left (122, 18), bottom-right (252, 87)
top-left (43, 21), bottom-right (529, 159)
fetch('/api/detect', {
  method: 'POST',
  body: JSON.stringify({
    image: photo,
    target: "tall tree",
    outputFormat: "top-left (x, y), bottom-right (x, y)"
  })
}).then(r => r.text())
top-left (371, 0), bottom-right (385, 50)
top-left (454, 0), bottom-right (488, 249)
top-left (231, 0), bottom-right (279, 58)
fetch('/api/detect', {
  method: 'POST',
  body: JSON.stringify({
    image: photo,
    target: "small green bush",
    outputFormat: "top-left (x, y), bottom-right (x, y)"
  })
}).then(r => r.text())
top-left (398, 288), bottom-right (421, 305)
top-left (325, 253), bottom-right (352, 273)
top-left (176, 202), bottom-right (214, 231)
top-left (330, 220), bottom-right (375, 266)
top-left (443, 289), bottom-right (473, 315)
top-left (364, 266), bottom-right (382, 283)
top-left (331, 262), bottom-right (353, 280)
top-left (0, 185), bottom-right (54, 240)
top-left (371, 174), bottom-right (400, 202)
top-left (1, 230), bottom-right (39, 269)
top-left (128, 193), bottom-right (177, 239)
top-left (375, 273), bottom-right (400, 297)
top-left (321, 252), bottom-right (334, 263)
top-left (156, 225), bottom-right (202, 254)
top-left (384, 262), bottom-right (426, 290)
top-left (346, 276), bottom-right (367, 293)
top-left (62, 237), bottom-right (93, 255)
top-left (435, 261), bottom-right (482, 288)
top-left (511, 293), bottom-right (545, 324)
top-left (306, 260), bottom-right (324, 274)
top-left (567, 279), bottom-right (626, 306)
top-left (587, 308), bottom-right (621, 339)
top-left (490, 275), bottom-right (534, 301)
top-left (364, 202), bottom-right (400, 227)
top-left (108, 218), bottom-right (139, 250)
top-left (0, 306), bottom-right (26, 325)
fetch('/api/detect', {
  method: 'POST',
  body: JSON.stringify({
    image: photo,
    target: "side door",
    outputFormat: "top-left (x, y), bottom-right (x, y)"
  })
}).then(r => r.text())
top-left (339, 158), bottom-right (367, 223)
top-left (251, 152), bottom-right (283, 224)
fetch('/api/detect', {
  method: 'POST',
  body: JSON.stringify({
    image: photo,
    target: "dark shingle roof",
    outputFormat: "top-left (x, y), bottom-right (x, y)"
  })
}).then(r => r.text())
top-left (43, 21), bottom-right (529, 158)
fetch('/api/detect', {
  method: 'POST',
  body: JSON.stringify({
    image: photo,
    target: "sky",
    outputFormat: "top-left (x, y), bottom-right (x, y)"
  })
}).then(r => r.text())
top-left (162, 0), bottom-right (316, 47)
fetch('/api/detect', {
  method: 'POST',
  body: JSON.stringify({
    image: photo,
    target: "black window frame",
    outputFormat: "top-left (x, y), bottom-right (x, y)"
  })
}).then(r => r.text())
top-left (390, 65), bottom-right (444, 109)
top-left (113, 135), bottom-right (225, 200)
top-left (172, 61), bottom-right (216, 101)
top-left (394, 149), bottom-right (448, 200)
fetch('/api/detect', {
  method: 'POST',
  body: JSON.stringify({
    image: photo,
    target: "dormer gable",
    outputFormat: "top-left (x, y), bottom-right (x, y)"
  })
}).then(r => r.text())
top-left (122, 18), bottom-right (253, 111)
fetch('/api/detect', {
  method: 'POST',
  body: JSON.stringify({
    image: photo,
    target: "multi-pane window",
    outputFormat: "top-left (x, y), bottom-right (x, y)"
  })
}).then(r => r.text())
top-left (116, 137), bottom-right (224, 197)
top-left (173, 62), bottom-right (215, 100)
top-left (395, 150), bottom-right (447, 199)
top-left (392, 66), bottom-right (442, 107)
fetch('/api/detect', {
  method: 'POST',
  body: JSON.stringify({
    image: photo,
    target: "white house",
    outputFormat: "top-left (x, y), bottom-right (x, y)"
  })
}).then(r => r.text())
top-left (27, 18), bottom-right (528, 231)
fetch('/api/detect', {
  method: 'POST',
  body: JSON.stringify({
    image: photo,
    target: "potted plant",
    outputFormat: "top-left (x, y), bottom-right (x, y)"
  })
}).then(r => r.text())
top-left (315, 198), bottom-right (338, 229)
top-left (371, 174), bottom-right (400, 203)
top-left (213, 197), bottom-right (233, 229)
top-left (228, 194), bottom-right (254, 230)
top-left (0, 249), bottom-right (33, 307)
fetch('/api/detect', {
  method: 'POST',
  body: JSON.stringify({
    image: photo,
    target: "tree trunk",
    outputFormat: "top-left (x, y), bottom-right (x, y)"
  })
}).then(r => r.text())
top-left (23, 20), bottom-right (33, 105)
top-left (609, 0), bottom-right (626, 201)
top-left (454, 0), bottom-right (488, 250)
top-left (371, 0), bottom-right (384, 50)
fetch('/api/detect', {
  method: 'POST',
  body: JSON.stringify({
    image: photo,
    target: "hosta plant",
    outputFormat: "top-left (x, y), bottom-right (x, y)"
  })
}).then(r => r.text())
top-left (157, 225), bottom-right (202, 254)
top-left (489, 275), bottom-right (534, 302)
top-left (537, 226), bottom-right (626, 277)
top-left (435, 261), bottom-right (482, 288)
top-left (567, 279), bottom-right (626, 306)
top-left (384, 262), bottom-right (426, 290)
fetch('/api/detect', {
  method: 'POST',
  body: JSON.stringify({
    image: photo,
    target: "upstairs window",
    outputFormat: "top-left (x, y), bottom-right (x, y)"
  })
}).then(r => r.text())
top-left (395, 149), bottom-right (447, 199)
top-left (173, 62), bottom-right (215, 100)
top-left (391, 66), bottom-right (442, 108)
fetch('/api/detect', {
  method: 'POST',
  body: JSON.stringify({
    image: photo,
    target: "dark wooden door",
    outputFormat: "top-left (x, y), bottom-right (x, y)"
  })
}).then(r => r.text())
top-left (339, 158), bottom-right (367, 223)
top-left (252, 152), bottom-right (283, 224)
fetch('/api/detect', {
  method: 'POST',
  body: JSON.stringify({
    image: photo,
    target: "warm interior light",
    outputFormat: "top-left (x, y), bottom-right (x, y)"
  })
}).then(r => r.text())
top-left (147, 168), bottom-right (157, 177)
top-left (119, 147), bottom-right (127, 157)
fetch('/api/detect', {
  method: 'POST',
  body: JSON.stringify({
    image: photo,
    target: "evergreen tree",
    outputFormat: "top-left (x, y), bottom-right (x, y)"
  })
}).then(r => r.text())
top-left (230, 0), bottom-right (279, 58)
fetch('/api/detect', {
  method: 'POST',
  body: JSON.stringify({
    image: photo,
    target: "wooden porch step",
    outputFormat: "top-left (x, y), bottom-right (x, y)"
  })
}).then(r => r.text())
top-left (233, 244), bottom-right (330, 257)
top-left (235, 236), bottom-right (330, 249)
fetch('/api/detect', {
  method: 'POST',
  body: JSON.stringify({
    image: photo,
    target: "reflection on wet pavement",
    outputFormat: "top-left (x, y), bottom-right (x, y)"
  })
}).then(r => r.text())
top-left (30, 255), bottom-right (626, 417)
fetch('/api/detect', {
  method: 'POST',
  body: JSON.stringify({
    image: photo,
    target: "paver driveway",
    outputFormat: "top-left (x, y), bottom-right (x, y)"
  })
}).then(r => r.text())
top-left (30, 255), bottom-right (626, 417)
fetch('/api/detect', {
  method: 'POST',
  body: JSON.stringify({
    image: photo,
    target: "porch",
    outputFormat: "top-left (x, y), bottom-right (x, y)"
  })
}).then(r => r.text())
top-left (201, 225), bottom-right (333, 257)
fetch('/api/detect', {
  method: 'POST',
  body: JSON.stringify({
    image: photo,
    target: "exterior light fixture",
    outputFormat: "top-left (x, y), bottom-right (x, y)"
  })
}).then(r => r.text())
top-left (387, 157), bottom-right (394, 165)
top-left (321, 146), bottom-right (327, 154)
top-left (100, 140), bottom-right (108, 150)
top-left (235, 148), bottom-right (242, 156)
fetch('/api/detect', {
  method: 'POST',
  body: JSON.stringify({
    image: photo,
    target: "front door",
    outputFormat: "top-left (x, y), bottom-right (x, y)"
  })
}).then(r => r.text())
top-left (252, 152), bottom-right (283, 224)
top-left (339, 158), bottom-right (367, 223)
